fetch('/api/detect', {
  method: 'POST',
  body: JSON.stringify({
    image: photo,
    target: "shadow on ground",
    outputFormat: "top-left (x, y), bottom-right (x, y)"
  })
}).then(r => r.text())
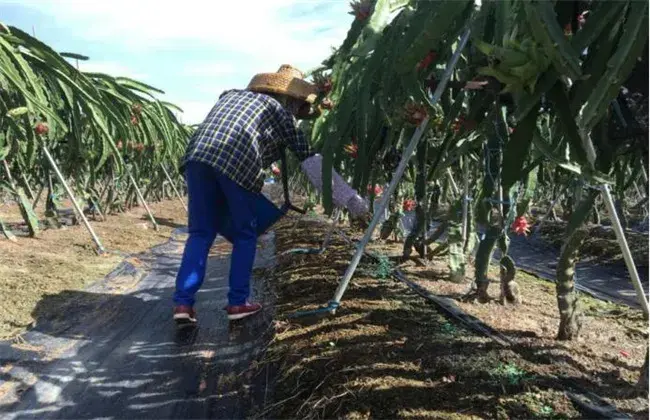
top-left (0, 235), bottom-right (276, 419)
top-left (252, 219), bottom-right (648, 419)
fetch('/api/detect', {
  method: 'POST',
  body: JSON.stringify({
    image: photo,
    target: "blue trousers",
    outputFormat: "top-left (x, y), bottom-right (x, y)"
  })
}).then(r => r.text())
top-left (174, 161), bottom-right (259, 307)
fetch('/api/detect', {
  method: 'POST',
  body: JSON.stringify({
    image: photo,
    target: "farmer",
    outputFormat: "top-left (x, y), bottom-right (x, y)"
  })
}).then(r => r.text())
top-left (173, 65), bottom-right (369, 325)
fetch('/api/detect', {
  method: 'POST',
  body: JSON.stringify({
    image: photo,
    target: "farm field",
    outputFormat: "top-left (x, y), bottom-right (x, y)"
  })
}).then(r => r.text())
top-left (0, 198), bottom-right (187, 339)
top-left (1, 0), bottom-right (649, 418)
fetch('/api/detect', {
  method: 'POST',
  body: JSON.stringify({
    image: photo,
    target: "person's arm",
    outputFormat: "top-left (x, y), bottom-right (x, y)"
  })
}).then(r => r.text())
top-left (300, 154), bottom-right (369, 218)
top-left (275, 109), bottom-right (313, 162)
top-left (273, 106), bottom-right (369, 218)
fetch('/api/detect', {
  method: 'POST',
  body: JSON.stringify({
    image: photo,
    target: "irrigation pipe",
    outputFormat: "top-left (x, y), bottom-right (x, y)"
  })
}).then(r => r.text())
top-left (329, 28), bottom-right (472, 313)
top-left (281, 210), bottom-right (632, 419)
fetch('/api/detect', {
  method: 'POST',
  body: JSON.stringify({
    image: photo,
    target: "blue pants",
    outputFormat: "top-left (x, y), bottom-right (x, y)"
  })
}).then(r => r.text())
top-left (174, 161), bottom-right (259, 307)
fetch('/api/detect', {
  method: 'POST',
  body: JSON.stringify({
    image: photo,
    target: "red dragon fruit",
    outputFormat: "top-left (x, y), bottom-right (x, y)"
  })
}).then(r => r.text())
top-left (349, 0), bottom-right (372, 21)
top-left (416, 50), bottom-right (437, 72)
top-left (403, 199), bottom-right (416, 212)
top-left (511, 216), bottom-right (530, 236)
top-left (368, 184), bottom-right (383, 196)
top-left (34, 122), bottom-right (49, 136)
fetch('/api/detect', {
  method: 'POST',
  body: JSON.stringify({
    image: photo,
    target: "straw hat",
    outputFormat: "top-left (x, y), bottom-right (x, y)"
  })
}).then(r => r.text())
top-left (247, 65), bottom-right (318, 104)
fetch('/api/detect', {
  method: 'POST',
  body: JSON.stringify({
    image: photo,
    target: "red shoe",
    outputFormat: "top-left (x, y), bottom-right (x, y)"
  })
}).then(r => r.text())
top-left (173, 305), bottom-right (197, 327)
top-left (225, 301), bottom-right (262, 320)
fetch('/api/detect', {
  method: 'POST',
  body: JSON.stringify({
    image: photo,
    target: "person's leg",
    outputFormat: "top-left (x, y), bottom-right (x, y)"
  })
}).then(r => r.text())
top-left (173, 162), bottom-right (219, 314)
top-left (216, 173), bottom-right (259, 309)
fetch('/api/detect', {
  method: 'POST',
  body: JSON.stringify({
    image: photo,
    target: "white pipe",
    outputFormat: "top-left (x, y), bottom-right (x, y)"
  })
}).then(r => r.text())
top-left (126, 169), bottom-right (159, 231)
top-left (160, 163), bottom-right (188, 213)
top-left (578, 121), bottom-right (649, 316)
top-left (600, 183), bottom-right (649, 317)
top-left (330, 28), bottom-right (472, 310)
top-left (461, 157), bottom-right (470, 244)
top-left (640, 164), bottom-right (648, 184)
top-left (42, 146), bottom-right (106, 254)
top-left (446, 167), bottom-right (460, 197)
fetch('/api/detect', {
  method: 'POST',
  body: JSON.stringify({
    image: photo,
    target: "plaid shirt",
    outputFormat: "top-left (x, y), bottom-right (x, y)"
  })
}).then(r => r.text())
top-left (182, 89), bottom-right (312, 192)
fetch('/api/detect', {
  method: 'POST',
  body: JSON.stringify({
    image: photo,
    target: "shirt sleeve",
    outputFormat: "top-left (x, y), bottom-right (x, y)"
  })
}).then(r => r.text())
top-left (274, 107), bottom-right (313, 162)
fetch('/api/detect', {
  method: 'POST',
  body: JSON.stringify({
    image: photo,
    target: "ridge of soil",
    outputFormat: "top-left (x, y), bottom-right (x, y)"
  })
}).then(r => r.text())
top-left (249, 218), bottom-right (649, 419)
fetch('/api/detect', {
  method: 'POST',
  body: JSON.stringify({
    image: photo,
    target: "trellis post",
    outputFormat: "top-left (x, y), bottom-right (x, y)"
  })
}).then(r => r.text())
top-left (461, 157), bottom-right (470, 244)
top-left (42, 145), bottom-right (106, 254)
top-left (160, 163), bottom-right (188, 213)
top-left (126, 168), bottom-right (159, 231)
top-left (330, 29), bottom-right (472, 311)
top-left (578, 127), bottom-right (649, 317)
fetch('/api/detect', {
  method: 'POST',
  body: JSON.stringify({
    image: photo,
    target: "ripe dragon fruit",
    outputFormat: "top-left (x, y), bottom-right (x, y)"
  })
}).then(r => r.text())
top-left (321, 98), bottom-right (334, 110)
top-left (511, 216), bottom-right (530, 236)
top-left (349, 0), bottom-right (373, 21)
top-left (318, 78), bottom-right (332, 94)
top-left (403, 199), bottom-right (416, 212)
top-left (416, 50), bottom-right (437, 72)
top-left (34, 122), bottom-right (49, 136)
top-left (403, 101), bottom-right (428, 126)
top-left (368, 184), bottom-right (383, 196)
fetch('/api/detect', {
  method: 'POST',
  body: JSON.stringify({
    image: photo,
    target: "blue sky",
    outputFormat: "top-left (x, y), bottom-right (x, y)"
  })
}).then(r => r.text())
top-left (0, 0), bottom-right (355, 124)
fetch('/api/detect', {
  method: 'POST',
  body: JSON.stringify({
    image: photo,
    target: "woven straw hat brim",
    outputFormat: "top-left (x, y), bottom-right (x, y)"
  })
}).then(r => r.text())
top-left (248, 73), bottom-right (318, 104)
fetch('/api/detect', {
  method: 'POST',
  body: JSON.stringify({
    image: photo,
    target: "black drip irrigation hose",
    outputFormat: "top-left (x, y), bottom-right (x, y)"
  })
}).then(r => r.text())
top-left (282, 214), bottom-right (634, 419)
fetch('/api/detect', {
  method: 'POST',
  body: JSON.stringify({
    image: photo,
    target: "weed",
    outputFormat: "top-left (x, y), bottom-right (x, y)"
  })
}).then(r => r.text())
top-left (360, 254), bottom-right (395, 280)
top-left (441, 321), bottom-right (457, 335)
top-left (490, 362), bottom-right (533, 386)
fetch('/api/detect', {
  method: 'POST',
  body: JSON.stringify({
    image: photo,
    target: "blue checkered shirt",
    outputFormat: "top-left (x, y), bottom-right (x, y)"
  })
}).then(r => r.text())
top-left (181, 89), bottom-right (312, 192)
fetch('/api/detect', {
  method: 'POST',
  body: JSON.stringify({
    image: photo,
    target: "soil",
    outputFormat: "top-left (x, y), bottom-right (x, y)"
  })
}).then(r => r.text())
top-left (390, 251), bottom-right (649, 417)
top-left (0, 198), bottom-right (187, 339)
top-left (249, 217), bottom-right (649, 419)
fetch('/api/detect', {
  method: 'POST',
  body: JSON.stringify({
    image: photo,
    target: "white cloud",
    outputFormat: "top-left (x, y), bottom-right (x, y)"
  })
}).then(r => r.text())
top-left (76, 61), bottom-right (149, 81)
top-left (19, 0), bottom-right (352, 71)
top-left (172, 100), bottom-right (215, 125)
top-left (183, 62), bottom-right (237, 77)
top-left (11, 0), bottom-right (355, 124)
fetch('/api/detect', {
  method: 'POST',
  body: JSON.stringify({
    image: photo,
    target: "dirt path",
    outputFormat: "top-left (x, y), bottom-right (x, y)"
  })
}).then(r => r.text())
top-left (425, 220), bottom-right (649, 308)
top-left (505, 234), bottom-right (649, 308)
top-left (0, 230), bottom-right (275, 419)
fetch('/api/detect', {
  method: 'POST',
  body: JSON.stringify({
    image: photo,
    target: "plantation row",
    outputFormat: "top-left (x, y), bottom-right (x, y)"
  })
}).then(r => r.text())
top-left (291, 0), bottom-right (649, 345)
top-left (1, 0), bottom-right (648, 347)
top-left (0, 23), bottom-right (193, 251)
